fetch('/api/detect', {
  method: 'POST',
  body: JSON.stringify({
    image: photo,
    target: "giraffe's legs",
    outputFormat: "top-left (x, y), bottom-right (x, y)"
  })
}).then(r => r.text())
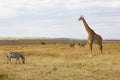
top-left (89, 42), bottom-right (93, 57)
top-left (100, 45), bottom-right (103, 56)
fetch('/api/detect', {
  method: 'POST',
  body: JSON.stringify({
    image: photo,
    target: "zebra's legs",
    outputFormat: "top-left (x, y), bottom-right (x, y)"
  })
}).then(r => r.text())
top-left (16, 58), bottom-right (20, 64)
top-left (7, 58), bottom-right (11, 64)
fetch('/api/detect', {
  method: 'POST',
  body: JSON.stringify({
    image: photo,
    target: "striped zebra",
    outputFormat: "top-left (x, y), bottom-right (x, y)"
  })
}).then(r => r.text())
top-left (69, 43), bottom-right (75, 48)
top-left (7, 51), bottom-right (25, 64)
top-left (78, 43), bottom-right (87, 48)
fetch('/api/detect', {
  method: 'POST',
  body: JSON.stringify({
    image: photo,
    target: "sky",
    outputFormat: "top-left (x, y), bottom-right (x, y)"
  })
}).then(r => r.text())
top-left (0, 0), bottom-right (120, 39)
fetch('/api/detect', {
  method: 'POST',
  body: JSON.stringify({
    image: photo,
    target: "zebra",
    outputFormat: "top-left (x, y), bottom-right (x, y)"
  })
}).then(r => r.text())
top-left (7, 51), bottom-right (25, 64)
top-left (69, 43), bottom-right (75, 48)
top-left (78, 43), bottom-right (87, 48)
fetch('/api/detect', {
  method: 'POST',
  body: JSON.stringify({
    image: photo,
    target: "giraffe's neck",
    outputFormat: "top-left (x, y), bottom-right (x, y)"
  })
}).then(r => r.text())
top-left (82, 18), bottom-right (93, 34)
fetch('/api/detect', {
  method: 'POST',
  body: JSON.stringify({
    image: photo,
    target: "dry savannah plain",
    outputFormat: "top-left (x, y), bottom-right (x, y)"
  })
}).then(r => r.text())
top-left (0, 39), bottom-right (120, 80)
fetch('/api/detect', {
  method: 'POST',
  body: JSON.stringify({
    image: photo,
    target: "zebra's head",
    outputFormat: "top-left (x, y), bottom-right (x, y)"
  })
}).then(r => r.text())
top-left (22, 57), bottom-right (25, 64)
top-left (20, 54), bottom-right (25, 64)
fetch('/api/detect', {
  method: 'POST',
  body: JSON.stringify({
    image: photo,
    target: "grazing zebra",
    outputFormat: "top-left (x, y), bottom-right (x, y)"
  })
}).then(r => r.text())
top-left (69, 43), bottom-right (75, 48)
top-left (78, 43), bottom-right (87, 48)
top-left (7, 51), bottom-right (25, 64)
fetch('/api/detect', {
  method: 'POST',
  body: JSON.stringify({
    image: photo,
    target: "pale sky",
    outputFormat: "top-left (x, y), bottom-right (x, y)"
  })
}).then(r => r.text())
top-left (0, 0), bottom-right (120, 39)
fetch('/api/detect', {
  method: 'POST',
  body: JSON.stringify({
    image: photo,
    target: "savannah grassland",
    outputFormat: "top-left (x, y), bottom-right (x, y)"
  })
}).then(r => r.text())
top-left (0, 39), bottom-right (120, 80)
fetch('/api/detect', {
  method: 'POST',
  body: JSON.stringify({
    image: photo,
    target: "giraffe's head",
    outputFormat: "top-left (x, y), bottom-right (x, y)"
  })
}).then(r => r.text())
top-left (78, 15), bottom-right (84, 21)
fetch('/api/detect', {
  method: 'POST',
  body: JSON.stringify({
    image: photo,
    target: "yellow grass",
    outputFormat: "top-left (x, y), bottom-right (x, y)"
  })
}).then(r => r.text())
top-left (0, 43), bottom-right (120, 80)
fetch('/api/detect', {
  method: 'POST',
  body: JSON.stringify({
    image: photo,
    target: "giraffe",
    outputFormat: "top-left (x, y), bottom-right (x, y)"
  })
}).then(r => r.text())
top-left (78, 15), bottom-right (103, 57)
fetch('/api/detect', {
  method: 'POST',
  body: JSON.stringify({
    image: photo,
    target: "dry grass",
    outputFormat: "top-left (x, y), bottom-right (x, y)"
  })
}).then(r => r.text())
top-left (0, 42), bottom-right (120, 80)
